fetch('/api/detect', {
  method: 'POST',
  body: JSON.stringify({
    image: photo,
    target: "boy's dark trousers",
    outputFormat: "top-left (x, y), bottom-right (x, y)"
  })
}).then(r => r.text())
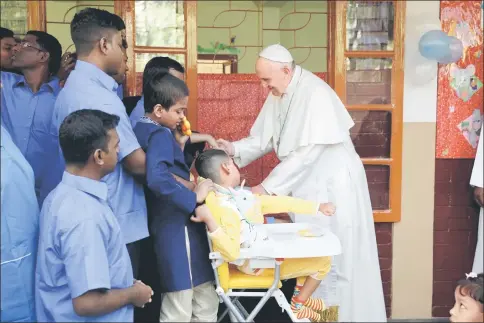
top-left (126, 239), bottom-right (142, 278)
top-left (134, 236), bottom-right (163, 322)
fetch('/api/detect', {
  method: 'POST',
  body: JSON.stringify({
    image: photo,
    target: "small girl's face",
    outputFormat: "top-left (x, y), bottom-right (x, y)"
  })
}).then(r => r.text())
top-left (449, 287), bottom-right (484, 322)
top-left (154, 96), bottom-right (188, 130)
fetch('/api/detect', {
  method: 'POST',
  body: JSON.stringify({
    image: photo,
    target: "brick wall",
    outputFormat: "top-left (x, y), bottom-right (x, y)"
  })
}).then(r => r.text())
top-left (350, 111), bottom-right (391, 158)
top-left (433, 159), bottom-right (480, 317)
top-left (376, 223), bottom-right (393, 318)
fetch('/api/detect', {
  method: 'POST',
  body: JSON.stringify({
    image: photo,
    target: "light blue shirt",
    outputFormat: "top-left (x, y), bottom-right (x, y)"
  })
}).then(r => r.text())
top-left (1, 71), bottom-right (61, 204)
top-left (35, 172), bottom-right (134, 322)
top-left (52, 60), bottom-right (148, 244)
top-left (1, 125), bottom-right (39, 322)
top-left (129, 95), bottom-right (145, 128)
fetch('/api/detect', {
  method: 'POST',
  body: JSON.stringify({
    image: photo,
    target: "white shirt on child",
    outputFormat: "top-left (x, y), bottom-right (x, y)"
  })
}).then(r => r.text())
top-left (214, 185), bottom-right (270, 274)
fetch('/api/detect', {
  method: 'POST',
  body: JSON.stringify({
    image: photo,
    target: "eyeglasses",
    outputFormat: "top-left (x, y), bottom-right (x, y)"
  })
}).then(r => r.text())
top-left (19, 41), bottom-right (45, 52)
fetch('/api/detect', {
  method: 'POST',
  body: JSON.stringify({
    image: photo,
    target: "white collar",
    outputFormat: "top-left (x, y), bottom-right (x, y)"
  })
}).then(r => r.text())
top-left (283, 66), bottom-right (302, 97)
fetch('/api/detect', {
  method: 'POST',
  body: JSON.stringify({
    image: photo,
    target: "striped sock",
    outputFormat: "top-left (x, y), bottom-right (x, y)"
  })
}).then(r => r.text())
top-left (291, 289), bottom-right (326, 312)
top-left (303, 297), bottom-right (326, 312)
top-left (291, 301), bottom-right (322, 321)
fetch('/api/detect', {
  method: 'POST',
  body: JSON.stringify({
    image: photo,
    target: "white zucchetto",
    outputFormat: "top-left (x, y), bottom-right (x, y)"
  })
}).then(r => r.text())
top-left (259, 44), bottom-right (293, 63)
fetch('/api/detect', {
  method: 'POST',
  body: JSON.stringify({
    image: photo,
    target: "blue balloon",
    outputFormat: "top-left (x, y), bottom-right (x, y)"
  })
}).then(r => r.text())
top-left (419, 30), bottom-right (452, 60)
top-left (437, 36), bottom-right (463, 64)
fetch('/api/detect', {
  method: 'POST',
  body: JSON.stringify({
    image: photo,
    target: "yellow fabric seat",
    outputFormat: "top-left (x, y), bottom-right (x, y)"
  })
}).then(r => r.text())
top-left (226, 267), bottom-right (283, 290)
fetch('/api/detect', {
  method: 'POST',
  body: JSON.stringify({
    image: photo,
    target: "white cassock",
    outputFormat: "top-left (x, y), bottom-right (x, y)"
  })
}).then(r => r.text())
top-left (470, 129), bottom-right (483, 273)
top-left (232, 65), bottom-right (387, 322)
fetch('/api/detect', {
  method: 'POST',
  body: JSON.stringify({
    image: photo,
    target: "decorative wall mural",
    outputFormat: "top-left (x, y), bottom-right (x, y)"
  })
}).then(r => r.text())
top-left (457, 108), bottom-right (483, 148)
top-left (437, 0), bottom-right (484, 158)
top-left (448, 20), bottom-right (479, 61)
top-left (449, 64), bottom-right (483, 102)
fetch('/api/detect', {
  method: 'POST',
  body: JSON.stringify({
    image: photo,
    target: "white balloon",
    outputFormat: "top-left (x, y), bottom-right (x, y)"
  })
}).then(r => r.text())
top-left (404, 12), bottom-right (440, 86)
top-left (407, 51), bottom-right (438, 86)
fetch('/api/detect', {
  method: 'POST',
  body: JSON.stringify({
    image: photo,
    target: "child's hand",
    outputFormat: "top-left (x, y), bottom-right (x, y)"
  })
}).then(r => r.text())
top-left (191, 204), bottom-right (219, 232)
top-left (191, 204), bottom-right (213, 223)
top-left (174, 127), bottom-right (190, 148)
top-left (319, 202), bottom-right (336, 216)
top-left (194, 179), bottom-right (214, 203)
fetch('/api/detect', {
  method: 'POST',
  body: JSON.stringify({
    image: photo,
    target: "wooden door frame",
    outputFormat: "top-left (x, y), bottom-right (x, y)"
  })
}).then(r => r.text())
top-left (115, 1), bottom-right (198, 129)
top-left (332, 0), bottom-right (405, 222)
top-left (327, 0), bottom-right (336, 88)
top-left (27, 0), bottom-right (46, 31)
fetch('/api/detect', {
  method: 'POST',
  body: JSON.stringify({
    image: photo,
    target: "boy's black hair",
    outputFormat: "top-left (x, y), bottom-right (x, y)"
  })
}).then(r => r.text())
top-left (70, 8), bottom-right (124, 56)
top-left (111, 13), bottom-right (126, 30)
top-left (143, 71), bottom-right (189, 113)
top-left (194, 149), bottom-right (230, 183)
top-left (59, 109), bottom-right (120, 166)
top-left (143, 56), bottom-right (185, 88)
top-left (26, 31), bottom-right (62, 75)
top-left (457, 273), bottom-right (484, 305)
top-left (0, 27), bottom-right (14, 40)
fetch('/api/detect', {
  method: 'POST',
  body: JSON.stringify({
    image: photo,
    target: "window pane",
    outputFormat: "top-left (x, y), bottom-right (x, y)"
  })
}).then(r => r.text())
top-left (350, 111), bottom-right (391, 158)
top-left (364, 165), bottom-right (389, 210)
top-left (134, 53), bottom-right (186, 95)
top-left (1, 0), bottom-right (27, 36)
top-left (346, 1), bottom-right (394, 51)
top-left (197, 0), bottom-right (328, 74)
top-left (135, 0), bottom-right (185, 48)
top-left (346, 57), bottom-right (392, 105)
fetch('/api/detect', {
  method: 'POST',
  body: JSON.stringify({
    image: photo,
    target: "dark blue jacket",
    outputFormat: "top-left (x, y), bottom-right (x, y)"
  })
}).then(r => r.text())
top-left (134, 120), bottom-right (213, 292)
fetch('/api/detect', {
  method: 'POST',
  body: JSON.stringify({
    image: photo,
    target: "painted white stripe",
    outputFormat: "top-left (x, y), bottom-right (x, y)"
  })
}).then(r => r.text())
top-left (1, 253), bottom-right (32, 265)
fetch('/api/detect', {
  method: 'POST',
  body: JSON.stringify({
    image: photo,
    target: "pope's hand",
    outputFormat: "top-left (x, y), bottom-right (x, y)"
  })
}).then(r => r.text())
top-left (216, 139), bottom-right (235, 156)
top-left (205, 135), bottom-right (219, 149)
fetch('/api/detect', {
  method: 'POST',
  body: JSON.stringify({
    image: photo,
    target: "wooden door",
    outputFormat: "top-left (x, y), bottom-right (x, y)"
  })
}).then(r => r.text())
top-left (333, 0), bottom-right (405, 222)
top-left (115, 0), bottom-right (198, 128)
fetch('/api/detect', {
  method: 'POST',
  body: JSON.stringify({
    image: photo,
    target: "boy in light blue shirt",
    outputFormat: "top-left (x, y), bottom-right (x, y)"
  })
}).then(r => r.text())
top-left (36, 109), bottom-right (153, 322)
top-left (51, 8), bottom-right (148, 276)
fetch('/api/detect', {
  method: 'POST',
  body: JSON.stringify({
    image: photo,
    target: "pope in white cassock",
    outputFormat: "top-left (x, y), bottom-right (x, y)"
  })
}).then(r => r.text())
top-left (217, 44), bottom-right (387, 322)
top-left (470, 129), bottom-right (483, 274)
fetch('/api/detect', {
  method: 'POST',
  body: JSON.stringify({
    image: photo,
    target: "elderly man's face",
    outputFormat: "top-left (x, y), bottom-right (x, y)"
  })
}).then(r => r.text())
top-left (0, 36), bottom-right (17, 69)
top-left (255, 58), bottom-right (292, 96)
